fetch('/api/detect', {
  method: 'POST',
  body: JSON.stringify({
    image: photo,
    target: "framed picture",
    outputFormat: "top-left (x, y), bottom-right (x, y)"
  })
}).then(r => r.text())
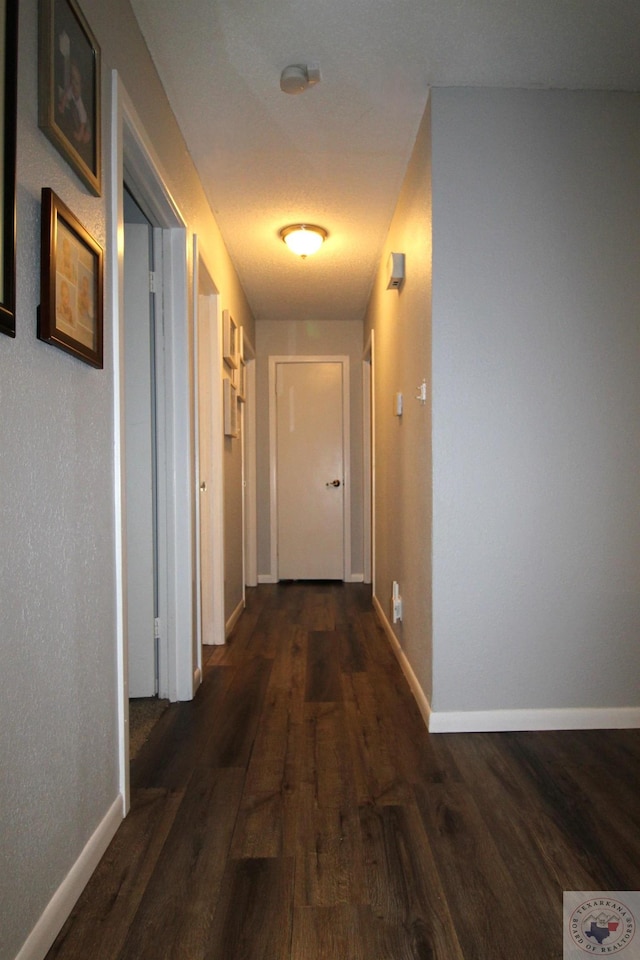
top-left (237, 360), bottom-right (246, 403)
top-left (223, 377), bottom-right (239, 437)
top-left (0, 0), bottom-right (18, 337)
top-left (38, 0), bottom-right (101, 195)
top-left (223, 309), bottom-right (238, 368)
top-left (38, 188), bottom-right (103, 367)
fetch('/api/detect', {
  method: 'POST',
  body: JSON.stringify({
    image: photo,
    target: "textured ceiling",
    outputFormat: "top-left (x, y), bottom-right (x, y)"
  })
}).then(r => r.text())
top-left (129, 0), bottom-right (640, 324)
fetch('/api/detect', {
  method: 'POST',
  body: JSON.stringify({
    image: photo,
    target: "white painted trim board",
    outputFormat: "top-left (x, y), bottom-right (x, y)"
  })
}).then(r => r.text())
top-left (429, 707), bottom-right (640, 733)
top-left (372, 595), bottom-right (640, 734)
top-left (226, 597), bottom-right (245, 637)
top-left (372, 593), bottom-right (432, 730)
top-left (15, 798), bottom-right (123, 960)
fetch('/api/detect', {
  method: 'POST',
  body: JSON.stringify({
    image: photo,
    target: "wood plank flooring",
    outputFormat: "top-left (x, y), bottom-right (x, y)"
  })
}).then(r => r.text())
top-left (47, 582), bottom-right (640, 960)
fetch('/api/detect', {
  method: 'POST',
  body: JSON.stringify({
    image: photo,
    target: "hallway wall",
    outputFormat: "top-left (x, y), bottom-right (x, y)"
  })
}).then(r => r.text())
top-left (363, 98), bottom-right (433, 701)
top-left (430, 88), bottom-right (640, 728)
top-left (255, 320), bottom-right (365, 582)
top-left (366, 88), bottom-right (640, 732)
top-left (0, 1), bottom-right (254, 957)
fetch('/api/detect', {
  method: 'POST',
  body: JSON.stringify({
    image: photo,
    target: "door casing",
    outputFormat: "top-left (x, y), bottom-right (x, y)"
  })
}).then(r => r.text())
top-left (268, 355), bottom-right (351, 582)
top-left (193, 246), bottom-right (225, 652)
top-left (111, 71), bottom-right (196, 814)
top-left (123, 218), bottom-right (157, 696)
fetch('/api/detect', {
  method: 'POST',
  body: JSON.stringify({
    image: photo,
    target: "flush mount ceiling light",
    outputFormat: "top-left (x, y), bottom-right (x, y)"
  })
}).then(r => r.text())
top-left (280, 224), bottom-right (327, 258)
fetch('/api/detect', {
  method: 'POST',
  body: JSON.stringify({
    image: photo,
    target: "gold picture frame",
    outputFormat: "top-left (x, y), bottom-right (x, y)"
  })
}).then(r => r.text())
top-left (223, 309), bottom-right (238, 368)
top-left (223, 376), bottom-right (239, 437)
top-left (38, 0), bottom-right (101, 195)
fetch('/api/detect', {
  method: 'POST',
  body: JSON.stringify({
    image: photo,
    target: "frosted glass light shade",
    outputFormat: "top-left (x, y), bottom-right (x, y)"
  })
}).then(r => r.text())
top-left (280, 224), bottom-right (327, 257)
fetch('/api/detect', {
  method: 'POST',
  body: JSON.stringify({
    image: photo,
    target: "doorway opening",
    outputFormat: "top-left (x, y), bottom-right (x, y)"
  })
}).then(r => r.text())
top-left (112, 73), bottom-right (196, 812)
top-left (123, 186), bottom-right (169, 761)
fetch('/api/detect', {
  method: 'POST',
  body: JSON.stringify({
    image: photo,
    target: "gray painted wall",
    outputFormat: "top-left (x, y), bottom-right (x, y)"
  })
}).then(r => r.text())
top-left (431, 88), bottom-right (640, 713)
top-left (1, 1), bottom-right (253, 956)
top-left (363, 99), bottom-right (433, 699)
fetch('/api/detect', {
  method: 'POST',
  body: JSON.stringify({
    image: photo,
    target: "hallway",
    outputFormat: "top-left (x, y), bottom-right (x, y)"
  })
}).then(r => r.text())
top-left (47, 583), bottom-right (640, 960)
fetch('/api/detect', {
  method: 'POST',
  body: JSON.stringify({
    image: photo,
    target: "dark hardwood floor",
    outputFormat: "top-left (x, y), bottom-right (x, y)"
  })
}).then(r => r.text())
top-left (47, 582), bottom-right (640, 959)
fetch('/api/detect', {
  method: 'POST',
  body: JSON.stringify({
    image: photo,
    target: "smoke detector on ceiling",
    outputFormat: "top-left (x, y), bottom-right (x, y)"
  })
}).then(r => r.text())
top-left (280, 63), bottom-right (321, 95)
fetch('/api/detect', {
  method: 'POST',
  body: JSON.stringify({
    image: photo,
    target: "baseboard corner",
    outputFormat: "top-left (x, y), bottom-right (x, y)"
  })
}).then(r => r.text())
top-left (225, 597), bottom-right (245, 637)
top-left (372, 593), bottom-right (431, 732)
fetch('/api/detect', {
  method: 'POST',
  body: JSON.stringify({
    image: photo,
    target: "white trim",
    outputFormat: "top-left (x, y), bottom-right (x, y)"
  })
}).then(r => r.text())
top-left (374, 583), bottom-right (640, 734)
top-left (161, 227), bottom-right (194, 701)
top-left (226, 597), bottom-right (245, 637)
top-left (111, 70), bottom-right (196, 812)
top-left (363, 332), bottom-right (375, 592)
top-left (362, 358), bottom-right (371, 585)
top-left (14, 798), bottom-right (123, 960)
top-left (258, 573), bottom-right (278, 584)
top-left (192, 238), bottom-right (204, 683)
top-left (211, 295), bottom-right (226, 644)
top-left (345, 572), bottom-right (365, 583)
top-left (153, 225), bottom-right (170, 699)
top-left (243, 357), bottom-right (258, 587)
top-left (194, 260), bottom-right (225, 648)
top-left (110, 72), bottom-right (130, 814)
top-left (268, 355), bottom-right (352, 582)
top-left (268, 359), bottom-right (278, 581)
top-left (429, 707), bottom-right (640, 733)
top-left (372, 593), bottom-right (431, 731)
top-left (373, 585), bottom-right (640, 734)
top-left (342, 359), bottom-right (352, 580)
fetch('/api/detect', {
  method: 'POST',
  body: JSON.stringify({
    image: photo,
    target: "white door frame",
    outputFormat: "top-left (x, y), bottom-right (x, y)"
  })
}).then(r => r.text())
top-left (242, 337), bottom-right (257, 588)
top-left (123, 219), bottom-right (157, 697)
top-left (111, 71), bottom-right (196, 812)
top-left (363, 331), bottom-right (375, 590)
top-left (192, 240), bottom-right (226, 652)
top-left (268, 355), bottom-right (351, 582)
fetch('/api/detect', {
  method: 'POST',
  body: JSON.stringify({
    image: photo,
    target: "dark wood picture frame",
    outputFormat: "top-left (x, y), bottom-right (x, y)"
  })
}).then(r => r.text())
top-left (0, 0), bottom-right (18, 337)
top-left (38, 188), bottom-right (103, 367)
top-left (38, 0), bottom-right (101, 195)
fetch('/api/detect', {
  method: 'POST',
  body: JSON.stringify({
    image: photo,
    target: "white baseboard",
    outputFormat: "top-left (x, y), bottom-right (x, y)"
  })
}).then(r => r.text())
top-left (225, 597), bottom-right (245, 637)
top-left (15, 795), bottom-right (123, 960)
top-left (372, 594), bottom-right (431, 731)
top-left (371, 595), bottom-right (640, 734)
top-left (257, 573), bottom-right (365, 584)
top-left (429, 707), bottom-right (640, 733)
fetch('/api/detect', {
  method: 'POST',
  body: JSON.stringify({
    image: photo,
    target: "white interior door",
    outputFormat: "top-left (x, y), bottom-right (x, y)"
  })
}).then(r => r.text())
top-left (197, 290), bottom-right (216, 644)
top-left (276, 360), bottom-right (345, 580)
top-left (124, 220), bottom-right (157, 696)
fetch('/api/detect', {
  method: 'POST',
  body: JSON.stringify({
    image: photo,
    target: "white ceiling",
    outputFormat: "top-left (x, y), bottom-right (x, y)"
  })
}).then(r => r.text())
top-left (129, 0), bottom-right (640, 324)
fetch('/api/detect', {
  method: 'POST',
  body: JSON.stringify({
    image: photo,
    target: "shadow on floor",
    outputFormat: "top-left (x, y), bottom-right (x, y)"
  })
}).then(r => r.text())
top-left (129, 697), bottom-right (169, 760)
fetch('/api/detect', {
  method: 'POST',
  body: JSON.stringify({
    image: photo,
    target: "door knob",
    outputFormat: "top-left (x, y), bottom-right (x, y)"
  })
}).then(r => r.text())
top-left (326, 479), bottom-right (341, 487)
top-left (200, 481), bottom-right (207, 492)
